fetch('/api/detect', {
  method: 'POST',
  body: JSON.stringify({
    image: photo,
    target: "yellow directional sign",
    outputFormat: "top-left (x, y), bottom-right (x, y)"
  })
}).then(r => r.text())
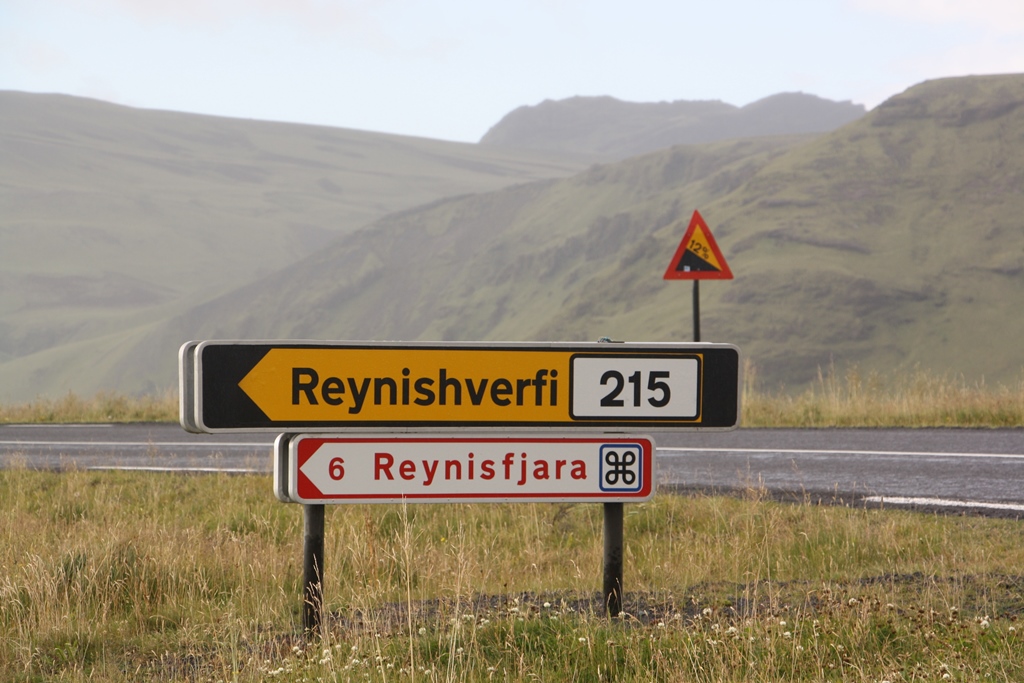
top-left (181, 341), bottom-right (740, 433)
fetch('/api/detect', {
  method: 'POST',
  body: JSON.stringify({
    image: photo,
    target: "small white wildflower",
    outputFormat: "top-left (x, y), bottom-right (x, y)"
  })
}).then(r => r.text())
top-left (509, 607), bottom-right (519, 613)
top-left (657, 621), bottom-right (665, 628)
top-left (796, 645), bottom-right (804, 652)
top-left (848, 598), bottom-right (859, 606)
top-left (1009, 626), bottom-right (1017, 633)
top-left (487, 667), bottom-right (497, 673)
top-left (543, 602), bottom-right (551, 608)
top-left (726, 626), bottom-right (738, 636)
top-left (943, 674), bottom-right (951, 680)
top-left (783, 631), bottom-right (792, 639)
top-left (779, 620), bottom-right (787, 627)
top-left (702, 607), bottom-right (713, 617)
top-left (351, 646), bottom-right (358, 653)
top-left (980, 619), bottom-right (991, 629)
top-left (351, 658), bottom-right (360, 666)
top-left (418, 627), bottom-right (427, 635)
top-left (578, 637), bottom-right (588, 643)
top-left (456, 647), bottom-right (464, 654)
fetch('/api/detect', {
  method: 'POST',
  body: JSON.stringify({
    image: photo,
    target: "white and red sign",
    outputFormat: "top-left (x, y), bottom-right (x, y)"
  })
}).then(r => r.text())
top-left (285, 434), bottom-right (655, 504)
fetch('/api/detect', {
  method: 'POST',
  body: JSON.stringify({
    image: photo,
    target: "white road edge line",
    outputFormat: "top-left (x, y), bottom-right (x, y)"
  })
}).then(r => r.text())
top-left (657, 447), bottom-right (1024, 460)
top-left (85, 466), bottom-right (262, 473)
top-left (0, 441), bottom-right (271, 448)
top-left (862, 496), bottom-right (1024, 512)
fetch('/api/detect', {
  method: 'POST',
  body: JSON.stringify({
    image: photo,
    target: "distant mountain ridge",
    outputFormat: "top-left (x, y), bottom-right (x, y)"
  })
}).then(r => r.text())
top-left (480, 92), bottom-right (866, 159)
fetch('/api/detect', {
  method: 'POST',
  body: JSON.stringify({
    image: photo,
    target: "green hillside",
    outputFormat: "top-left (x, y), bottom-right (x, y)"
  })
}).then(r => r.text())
top-left (4, 76), bottom-right (1022, 399)
top-left (702, 75), bottom-right (1024, 385)
top-left (130, 74), bottom-right (1021, 394)
top-left (0, 92), bottom-right (592, 398)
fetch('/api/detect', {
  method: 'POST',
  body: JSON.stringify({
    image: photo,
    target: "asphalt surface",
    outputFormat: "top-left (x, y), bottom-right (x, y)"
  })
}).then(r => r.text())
top-left (2, 423), bottom-right (1022, 514)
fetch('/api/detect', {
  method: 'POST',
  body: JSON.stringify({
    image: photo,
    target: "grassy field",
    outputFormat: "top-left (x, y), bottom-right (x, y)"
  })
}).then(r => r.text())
top-left (1, 468), bottom-right (1022, 682)
top-left (2, 366), bottom-right (1021, 427)
top-left (1, 373), bottom-right (1022, 680)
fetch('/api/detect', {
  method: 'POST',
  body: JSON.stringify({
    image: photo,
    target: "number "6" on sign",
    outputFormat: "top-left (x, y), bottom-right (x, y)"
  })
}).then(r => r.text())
top-left (329, 457), bottom-right (345, 480)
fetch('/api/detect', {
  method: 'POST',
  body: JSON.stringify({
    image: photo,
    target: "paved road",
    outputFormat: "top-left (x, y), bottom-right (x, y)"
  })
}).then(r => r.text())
top-left (651, 428), bottom-right (1024, 515)
top-left (0, 423), bottom-right (271, 472)
top-left (2, 424), bottom-right (1022, 514)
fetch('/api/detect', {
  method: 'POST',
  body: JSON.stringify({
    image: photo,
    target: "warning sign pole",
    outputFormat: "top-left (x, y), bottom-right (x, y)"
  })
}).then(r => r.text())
top-left (663, 210), bottom-right (732, 343)
top-left (692, 280), bottom-right (700, 342)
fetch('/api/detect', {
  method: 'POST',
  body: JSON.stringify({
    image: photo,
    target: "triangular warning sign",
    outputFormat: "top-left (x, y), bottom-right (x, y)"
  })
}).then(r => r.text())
top-left (663, 210), bottom-right (733, 280)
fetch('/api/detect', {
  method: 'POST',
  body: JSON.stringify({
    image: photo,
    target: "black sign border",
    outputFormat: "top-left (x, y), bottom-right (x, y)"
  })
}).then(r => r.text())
top-left (186, 341), bottom-right (740, 433)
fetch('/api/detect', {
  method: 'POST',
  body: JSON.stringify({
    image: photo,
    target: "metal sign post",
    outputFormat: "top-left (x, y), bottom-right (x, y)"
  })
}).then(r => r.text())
top-left (276, 433), bottom-right (657, 626)
top-left (302, 504), bottom-right (325, 635)
top-left (183, 338), bottom-right (742, 630)
top-left (693, 280), bottom-right (701, 342)
top-left (603, 502), bottom-right (624, 617)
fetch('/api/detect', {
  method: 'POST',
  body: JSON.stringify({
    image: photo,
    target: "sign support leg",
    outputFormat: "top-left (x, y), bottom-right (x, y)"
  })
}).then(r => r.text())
top-left (603, 502), bottom-right (624, 618)
top-left (693, 280), bottom-right (701, 342)
top-left (303, 504), bottom-right (325, 637)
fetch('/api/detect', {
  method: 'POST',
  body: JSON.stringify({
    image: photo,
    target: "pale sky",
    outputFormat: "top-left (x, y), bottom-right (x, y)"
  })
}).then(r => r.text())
top-left (3, 0), bottom-right (1024, 142)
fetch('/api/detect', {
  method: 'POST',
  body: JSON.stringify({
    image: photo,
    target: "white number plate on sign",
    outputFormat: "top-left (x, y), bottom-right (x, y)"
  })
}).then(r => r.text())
top-left (570, 356), bottom-right (698, 419)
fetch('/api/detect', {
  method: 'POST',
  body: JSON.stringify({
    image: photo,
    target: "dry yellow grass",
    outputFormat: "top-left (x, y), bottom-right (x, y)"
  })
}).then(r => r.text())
top-left (742, 362), bottom-right (1024, 427)
top-left (0, 389), bottom-right (178, 424)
